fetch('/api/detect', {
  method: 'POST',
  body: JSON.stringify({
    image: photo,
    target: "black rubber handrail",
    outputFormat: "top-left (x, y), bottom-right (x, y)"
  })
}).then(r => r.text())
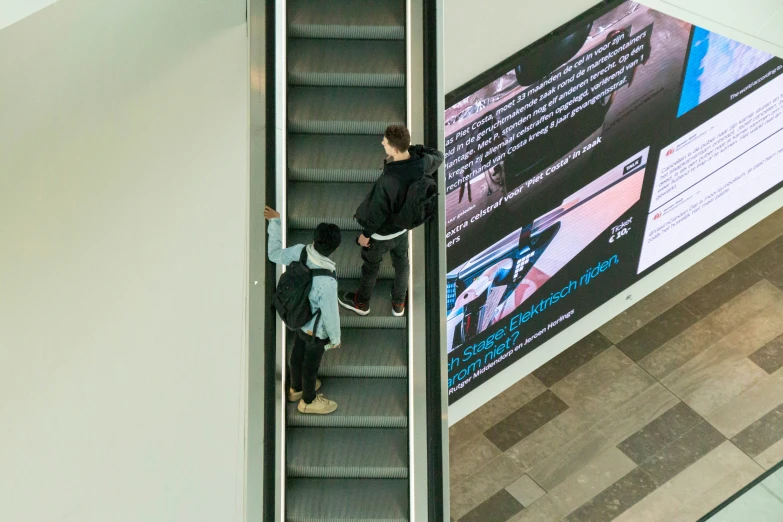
top-left (263, 0), bottom-right (277, 520)
top-left (423, 0), bottom-right (445, 519)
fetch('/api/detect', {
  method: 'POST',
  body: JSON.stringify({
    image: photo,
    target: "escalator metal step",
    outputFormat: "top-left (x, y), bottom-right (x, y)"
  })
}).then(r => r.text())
top-left (287, 377), bottom-right (407, 428)
top-left (288, 134), bottom-right (384, 183)
top-left (287, 428), bottom-right (408, 478)
top-left (288, 87), bottom-right (405, 134)
top-left (288, 229), bottom-right (395, 280)
top-left (288, 0), bottom-right (405, 41)
top-left (289, 39), bottom-right (405, 87)
top-left (320, 329), bottom-right (407, 378)
top-left (339, 280), bottom-right (407, 329)
top-left (288, 181), bottom-right (370, 231)
top-left (286, 478), bottom-right (409, 521)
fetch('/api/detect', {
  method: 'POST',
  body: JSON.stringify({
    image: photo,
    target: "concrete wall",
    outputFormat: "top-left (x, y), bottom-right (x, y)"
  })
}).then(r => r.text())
top-left (0, 1), bottom-right (249, 521)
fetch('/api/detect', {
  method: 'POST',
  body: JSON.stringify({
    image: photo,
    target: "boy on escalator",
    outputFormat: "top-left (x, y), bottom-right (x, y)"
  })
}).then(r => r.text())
top-left (265, 206), bottom-right (341, 415)
top-left (339, 124), bottom-right (444, 317)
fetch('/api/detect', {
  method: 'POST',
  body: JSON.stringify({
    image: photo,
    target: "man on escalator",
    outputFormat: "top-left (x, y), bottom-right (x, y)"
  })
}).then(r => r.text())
top-left (265, 206), bottom-right (342, 415)
top-left (339, 124), bottom-right (444, 317)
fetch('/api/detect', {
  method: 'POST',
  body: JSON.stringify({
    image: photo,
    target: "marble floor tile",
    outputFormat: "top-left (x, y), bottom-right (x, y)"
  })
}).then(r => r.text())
top-left (546, 447), bottom-right (637, 517)
top-left (527, 383), bottom-right (676, 491)
top-left (450, 433), bottom-right (501, 484)
top-left (504, 408), bottom-right (593, 472)
top-left (755, 438), bottom-right (783, 470)
top-left (668, 459), bottom-right (764, 522)
top-left (458, 489), bottom-right (524, 522)
top-left (450, 454), bottom-right (525, 519)
top-left (550, 348), bottom-right (650, 413)
top-left (450, 375), bottom-right (547, 450)
top-left (638, 421), bottom-right (726, 486)
top-left (724, 207), bottom-right (783, 260)
top-left (563, 467), bottom-right (658, 522)
top-left (614, 441), bottom-right (759, 522)
top-left (749, 333), bottom-right (783, 374)
top-left (731, 403), bottom-right (783, 458)
top-left (617, 401), bottom-right (703, 465)
top-left (597, 383), bottom-right (682, 446)
top-left (615, 304), bottom-right (699, 362)
top-left (506, 475), bottom-right (546, 507)
top-left (768, 267), bottom-right (783, 290)
top-left (532, 331), bottom-right (612, 388)
top-left (639, 280), bottom-right (783, 380)
top-left (598, 247), bottom-right (740, 343)
top-left (705, 367), bottom-right (783, 438)
top-left (506, 495), bottom-right (563, 522)
top-left (747, 235), bottom-right (783, 278)
top-left (484, 390), bottom-right (569, 452)
top-left (681, 261), bottom-right (763, 319)
top-left (661, 296), bottom-right (783, 416)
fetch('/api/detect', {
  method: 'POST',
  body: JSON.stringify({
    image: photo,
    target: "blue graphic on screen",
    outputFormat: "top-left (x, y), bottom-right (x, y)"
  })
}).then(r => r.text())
top-left (678, 27), bottom-right (774, 116)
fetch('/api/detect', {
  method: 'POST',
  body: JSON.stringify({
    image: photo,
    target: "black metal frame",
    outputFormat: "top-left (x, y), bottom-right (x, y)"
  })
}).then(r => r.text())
top-left (423, 0), bottom-right (445, 519)
top-left (698, 457), bottom-right (783, 521)
top-left (263, 0), bottom-right (277, 519)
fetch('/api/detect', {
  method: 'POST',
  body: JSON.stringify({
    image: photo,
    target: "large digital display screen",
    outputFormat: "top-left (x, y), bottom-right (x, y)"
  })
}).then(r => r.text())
top-left (445, 0), bottom-right (783, 404)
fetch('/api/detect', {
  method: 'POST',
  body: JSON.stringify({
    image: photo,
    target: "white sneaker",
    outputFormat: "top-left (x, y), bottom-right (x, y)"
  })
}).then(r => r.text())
top-left (298, 394), bottom-right (338, 415)
top-left (288, 379), bottom-right (321, 402)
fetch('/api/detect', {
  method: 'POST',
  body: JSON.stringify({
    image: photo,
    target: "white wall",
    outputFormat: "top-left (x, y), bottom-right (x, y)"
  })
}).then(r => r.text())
top-left (0, 1), bottom-right (249, 521)
top-left (0, 0), bottom-right (59, 32)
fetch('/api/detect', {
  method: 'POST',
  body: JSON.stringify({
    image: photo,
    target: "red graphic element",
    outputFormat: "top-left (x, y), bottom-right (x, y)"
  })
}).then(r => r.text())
top-left (653, 212), bottom-right (662, 220)
top-left (666, 148), bottom-right (675, 156)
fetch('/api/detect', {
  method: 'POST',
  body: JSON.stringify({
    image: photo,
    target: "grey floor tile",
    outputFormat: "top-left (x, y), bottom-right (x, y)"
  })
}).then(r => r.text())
top-left (731, 403), bottom-right (783, 458)
top-left (617, 402), bottom-right (704, 465)
top-left (599, 248), bottom-right (740, 344)
top-left (533, 331), bottom-right (613, 387)
top-left (450, 454), bottom-right (524, 519)
top-left (747, 235), bottom-right (783, 278)
top-left (768, 267), bottom-right (783, 290)
top-left (505, 475), bottom-right (546, 507)
top-left (450, 433), bottom-right (502, 484)
top-left (563, 467), bottom-right (658, 522)
top-left (616, 304), bottom-right (699, 362)
top-left (639, 421), bottom-right (726, 486)
top-left (484, 390), bottom-right (569, 452)
top-left (749, 334), bottom-right (783, 375)
top-left (459, 489), bottom-right (524, 522)
top-left (681, 261), bottom-right (763, 319)
top-left (724, 207), bottom-right (783, 260)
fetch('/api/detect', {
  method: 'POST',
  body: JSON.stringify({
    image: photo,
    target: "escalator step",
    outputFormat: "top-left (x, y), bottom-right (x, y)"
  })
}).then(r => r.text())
top-left (288, 134), bottom-right (385, 183)
top-left (286, 328), bottom-right (407, 378)
top-left (288, 87), bottom-right (405, 134)
top-left (287, 428), bottom-right (408, 478)
top-left (287, 377), bottom-right (407, 428)
top-left (339, 280), bottom-right (407, 329)
top-left (286, 478), bottom-right (409, 521)
top-left (288, 0), bottom-right (405, 41)
top-left (320, 329), bottom-right (407, 378)
top-left (289, 39), bottom-right (405, 87)
top-left (288, 181), bottom-right (370, 231)
top-left (288, 229), bottom-right (395, 280)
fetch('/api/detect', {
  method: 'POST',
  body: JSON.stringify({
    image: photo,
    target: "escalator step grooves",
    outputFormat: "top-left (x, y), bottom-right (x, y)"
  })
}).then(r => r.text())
top-left (288, 87), bottom-right (405, 135)
top-left (286, 478), bottom-right (409, 521)
top-left (288, 0), bottom-right (405, 41)
top-left (288, 134), bottom-right (385, 183)
top-left (289, 39), bottom-right (405, 87)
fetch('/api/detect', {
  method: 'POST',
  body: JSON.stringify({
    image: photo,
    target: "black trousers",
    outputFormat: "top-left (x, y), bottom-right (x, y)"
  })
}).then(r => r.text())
top-left (357, 233), bottom-right (409, 303)
top-left (290, 330), bottom-right (327, 403)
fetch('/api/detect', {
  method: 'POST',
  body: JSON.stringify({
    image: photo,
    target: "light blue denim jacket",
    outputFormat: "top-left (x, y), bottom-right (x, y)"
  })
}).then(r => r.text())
top-left (267, 218), bottom-right (341, 346)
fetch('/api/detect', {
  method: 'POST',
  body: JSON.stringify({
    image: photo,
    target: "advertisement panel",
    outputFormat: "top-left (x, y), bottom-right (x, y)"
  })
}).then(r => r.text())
top-left (445, 0), bottom-right (783, 403)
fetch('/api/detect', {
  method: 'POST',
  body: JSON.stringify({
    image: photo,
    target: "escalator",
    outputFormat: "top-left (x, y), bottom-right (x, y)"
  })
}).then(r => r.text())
top-left (282, 0), bottom-right (411, 519)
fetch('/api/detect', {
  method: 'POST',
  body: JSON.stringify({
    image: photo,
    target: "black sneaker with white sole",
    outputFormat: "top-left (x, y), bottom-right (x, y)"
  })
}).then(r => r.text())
top-left (338, 291), bottom-right (370, 316)
top-left (392, 300), bottom-right (405, 317)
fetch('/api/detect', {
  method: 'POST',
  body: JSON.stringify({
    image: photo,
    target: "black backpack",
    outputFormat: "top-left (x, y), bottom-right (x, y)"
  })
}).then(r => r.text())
top-left (272, 248), bottom-right (336, 333)
top-left (391, 174), bottom-right (438, 230)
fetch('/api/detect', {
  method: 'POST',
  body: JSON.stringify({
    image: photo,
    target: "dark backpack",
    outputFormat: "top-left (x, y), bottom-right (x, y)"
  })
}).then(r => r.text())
top-left (391, 174), bottom-right (438, 230)
top-left (273, 248), bottom-right (336, 333)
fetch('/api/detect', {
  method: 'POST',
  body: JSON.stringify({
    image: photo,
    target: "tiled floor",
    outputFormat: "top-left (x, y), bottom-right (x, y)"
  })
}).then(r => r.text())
top-left (449, 207), bottom-right (783, 522)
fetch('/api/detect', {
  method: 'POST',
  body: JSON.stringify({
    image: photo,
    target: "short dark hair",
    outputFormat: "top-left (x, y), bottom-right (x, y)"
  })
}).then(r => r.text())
top-left (313, 223), bottom-right (342, 256)
top-left (384, 125), bottom-right (411, 152)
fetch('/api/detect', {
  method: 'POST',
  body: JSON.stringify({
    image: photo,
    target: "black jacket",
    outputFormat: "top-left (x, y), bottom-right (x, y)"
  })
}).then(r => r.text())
top-left (354, 145), bottom-right (444, 237)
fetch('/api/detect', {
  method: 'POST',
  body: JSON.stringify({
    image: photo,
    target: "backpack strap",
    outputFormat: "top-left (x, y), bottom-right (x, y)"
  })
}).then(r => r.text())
top-left (298, 247), bottom-right (308, 265)
top-left (308, 266), bottom-right (335, 344)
